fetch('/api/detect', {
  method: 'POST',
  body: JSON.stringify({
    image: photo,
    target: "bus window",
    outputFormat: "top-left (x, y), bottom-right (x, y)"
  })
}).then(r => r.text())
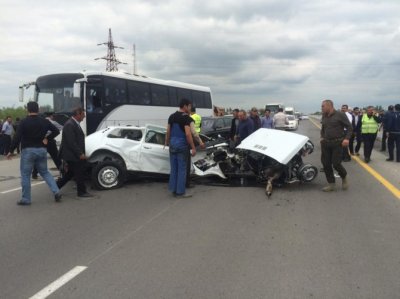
top-left (204, 92), bottom-right (212, 109)
top-left (151, 84), bottom-right (169, 106)
top-left (127, 81), bottom-right (151, 105)
top-left (177, 88), bottom-right (192, 102)
top-left (192, 90), bottom-right (205, 108)
top-left (104, 77), bottom-right (127, 104)
top-left (168, 87), bottom-right (178, 107)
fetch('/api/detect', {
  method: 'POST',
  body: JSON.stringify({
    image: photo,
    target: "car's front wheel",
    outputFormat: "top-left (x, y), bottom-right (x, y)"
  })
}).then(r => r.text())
top-left (92, 161), bottom-right (126, 190)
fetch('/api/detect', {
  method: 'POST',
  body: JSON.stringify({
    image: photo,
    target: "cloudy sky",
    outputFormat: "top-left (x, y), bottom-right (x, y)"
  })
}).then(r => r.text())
top-left (1, 0), bottom-right (399, 113)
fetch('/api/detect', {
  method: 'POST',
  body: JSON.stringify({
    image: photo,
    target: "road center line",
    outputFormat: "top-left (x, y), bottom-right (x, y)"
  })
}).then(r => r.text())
top-left (309, 117), bottom-right (400, 199)
top-left (1, 181), bottom-right (45, 194)
top-left (29, 266), bottom-right (87, 299)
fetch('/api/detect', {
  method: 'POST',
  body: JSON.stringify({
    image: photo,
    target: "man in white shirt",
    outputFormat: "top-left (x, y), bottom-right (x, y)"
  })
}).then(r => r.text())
top-left (273, 108), bottom-right (288, 130)
top-left (340, 105), bottom-right (352, 161)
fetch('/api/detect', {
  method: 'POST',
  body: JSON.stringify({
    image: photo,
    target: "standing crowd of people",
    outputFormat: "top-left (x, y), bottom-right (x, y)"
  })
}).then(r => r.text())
top-left (4, 98), bottom-right (399, 204)
top-left (229, 107), bottom-right (290, 146)
top-left (319, 100), bottom-right (400, 193)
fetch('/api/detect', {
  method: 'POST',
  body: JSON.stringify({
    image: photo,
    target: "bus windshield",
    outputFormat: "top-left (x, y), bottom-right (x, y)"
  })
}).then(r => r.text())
top-left (34, 73), bottom-right (84, 114)
top-left (265, 103), bottom-right (284, 114)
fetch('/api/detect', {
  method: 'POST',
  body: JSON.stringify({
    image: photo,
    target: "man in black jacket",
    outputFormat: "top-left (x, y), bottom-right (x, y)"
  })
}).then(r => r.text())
top-left (57, 107), bottom-right (93, 198)
top-left (386, 104), bottom-right (400, 162)
top-left (7, 102), bottom-right (62, 205)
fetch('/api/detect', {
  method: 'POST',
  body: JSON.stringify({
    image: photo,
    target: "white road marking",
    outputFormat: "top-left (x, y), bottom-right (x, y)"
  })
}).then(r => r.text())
top-left (29, 266), bottom-right (87, 299)
top-left (1, 181), bottom-right (45, 194)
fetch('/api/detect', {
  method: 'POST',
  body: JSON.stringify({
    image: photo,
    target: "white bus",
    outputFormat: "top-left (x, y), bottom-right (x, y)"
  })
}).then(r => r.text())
top-left (19, 71), bottom-right (214, 135)
top-left (265, 103), bottom-right (284, 114)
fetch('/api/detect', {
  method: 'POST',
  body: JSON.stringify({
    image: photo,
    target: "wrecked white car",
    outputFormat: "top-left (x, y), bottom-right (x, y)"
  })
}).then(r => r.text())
top-left (193, 128), bottom-right (318, 196)
top-left (85, 125), bottom-right (171, 189)
top-left (86, 125), bottom-right (318, 196)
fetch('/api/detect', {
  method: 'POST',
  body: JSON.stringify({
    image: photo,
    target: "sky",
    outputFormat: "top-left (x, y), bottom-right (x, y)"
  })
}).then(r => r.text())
top-left (1, 0), bottom-right (399, 114)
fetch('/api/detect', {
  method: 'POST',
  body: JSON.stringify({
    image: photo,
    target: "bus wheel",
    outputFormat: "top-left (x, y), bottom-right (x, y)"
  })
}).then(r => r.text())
top-left (92, 161), bottom-right (126, 190)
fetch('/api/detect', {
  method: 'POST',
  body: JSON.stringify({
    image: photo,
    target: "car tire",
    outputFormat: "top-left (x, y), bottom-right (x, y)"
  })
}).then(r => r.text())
top-left (298, 164), bottom-right (318, 182)
top-left (92, 160), bottom-right (126, 190)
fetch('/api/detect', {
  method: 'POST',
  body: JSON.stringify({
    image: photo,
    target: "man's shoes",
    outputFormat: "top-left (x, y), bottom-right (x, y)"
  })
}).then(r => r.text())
top-left (342, 177), bottom-right (349, 190)
top-left (355, 152), bottom-right (360, 156)
top-left (54, 193), bottom-right (62, 202)
top-left (364, 158), bottom-right (370, 163)
top-left (175, 193), bottom-right (193, 198)
top-left (32, 174), bottom-right (38, 179)
top-left (77, 192), bottom-right (94, 198)
top-left (17, 200), bottom-right (31, 206)
top-left (386, 158), bottom-right (394, 161)
top-left (322, 183), bottom-right (336, 192)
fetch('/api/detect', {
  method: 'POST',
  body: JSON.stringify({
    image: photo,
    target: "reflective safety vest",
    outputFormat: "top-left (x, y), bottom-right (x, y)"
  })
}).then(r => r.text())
top-left (361, 114), bottom-right (379, 134)
top-left (191, 113), bottom-right (202, 133)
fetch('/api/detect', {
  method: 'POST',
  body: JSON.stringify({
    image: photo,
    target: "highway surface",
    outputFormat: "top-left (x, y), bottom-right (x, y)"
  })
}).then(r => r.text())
top-left (1, 119), bottom-right (400, 299)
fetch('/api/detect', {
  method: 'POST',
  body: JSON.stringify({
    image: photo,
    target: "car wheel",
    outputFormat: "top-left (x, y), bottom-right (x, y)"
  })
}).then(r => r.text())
top-left (298, 164), bottom-right (318, 182)
top-left (92, 160), bottom-right (126, 190)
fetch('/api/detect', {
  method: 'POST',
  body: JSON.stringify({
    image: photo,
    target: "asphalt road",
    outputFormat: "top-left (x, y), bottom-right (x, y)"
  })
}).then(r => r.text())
top-left (1, 120), bottom-right (400, 299)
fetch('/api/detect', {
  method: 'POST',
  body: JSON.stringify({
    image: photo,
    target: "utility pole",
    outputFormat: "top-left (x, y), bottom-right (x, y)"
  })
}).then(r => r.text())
top-left (95, 28), bottom-right (127, 72)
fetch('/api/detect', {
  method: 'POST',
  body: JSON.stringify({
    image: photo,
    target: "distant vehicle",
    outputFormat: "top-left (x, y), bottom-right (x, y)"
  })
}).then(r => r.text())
top-left (285, 115), bottom-right (299, 130)
top-left (201, 115), bottom-right (233, 140)
top-left (300, 115), bottom-right (309, 120)
top-left (19, 71), bottom-right (214, 135)
top-left (265, 103), bottom-right (284, 114)
top-left (284, 107), bottom-right (295, 116)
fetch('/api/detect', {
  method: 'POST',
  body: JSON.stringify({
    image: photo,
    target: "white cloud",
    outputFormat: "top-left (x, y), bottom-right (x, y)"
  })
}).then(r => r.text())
top-left (0, 0), bottom-right (399, 112)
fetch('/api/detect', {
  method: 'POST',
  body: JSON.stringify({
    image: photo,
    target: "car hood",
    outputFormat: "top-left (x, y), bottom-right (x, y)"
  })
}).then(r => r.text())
top-left (236, 128), bottom-right (309, 164)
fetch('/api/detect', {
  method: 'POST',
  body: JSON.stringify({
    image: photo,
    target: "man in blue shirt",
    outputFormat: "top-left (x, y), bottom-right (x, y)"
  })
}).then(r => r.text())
top-left (261, 109), bottom-right (274, 128)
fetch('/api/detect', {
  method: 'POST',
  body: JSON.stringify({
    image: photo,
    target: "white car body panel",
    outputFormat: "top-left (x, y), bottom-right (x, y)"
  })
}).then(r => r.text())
top-left (237, 128), bottom-right (309, 165)
top-left (85, 125), bottom-right (171, 175)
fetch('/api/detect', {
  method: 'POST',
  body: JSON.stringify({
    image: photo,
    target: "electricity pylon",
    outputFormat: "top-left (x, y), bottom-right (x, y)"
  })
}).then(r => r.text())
top-left (95, 28), bottom-right (127, 71)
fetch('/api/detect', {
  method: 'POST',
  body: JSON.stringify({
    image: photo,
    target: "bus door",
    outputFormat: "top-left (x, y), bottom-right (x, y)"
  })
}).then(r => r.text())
top-left (86, 83), bottom-right (105, 135)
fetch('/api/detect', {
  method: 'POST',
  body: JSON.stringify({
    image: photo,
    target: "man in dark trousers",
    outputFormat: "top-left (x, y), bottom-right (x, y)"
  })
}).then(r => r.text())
top-left (320, 99), bottom-right (352, 192)
top-left (386, 104), bottom-right (400, 162)
top-left (7, 102), bottom-right (61, 205)
top-left (165, 98), bottom-right (196, 198)
top-left (32, 112), bottom-right (63, 179)
top-left (381, 105), bottom-right (394, 152)
top-left (57, 107), bottom-right (93, 198)
top-left (349, 107), bottom-right (362, 155)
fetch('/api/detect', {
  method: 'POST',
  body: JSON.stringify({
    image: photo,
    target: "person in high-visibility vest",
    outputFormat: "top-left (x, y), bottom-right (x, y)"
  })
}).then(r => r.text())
top-left (361, 106), bottom-right (382, 163)
top-left (190, 107), bottom-right (202, 134)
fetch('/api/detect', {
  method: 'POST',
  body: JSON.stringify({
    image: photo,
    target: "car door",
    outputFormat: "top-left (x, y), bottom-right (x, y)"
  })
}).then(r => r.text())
top-left (140, 128), bottom-right (170, 174)
top-left (105, 128), bottom-right (144, 170)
